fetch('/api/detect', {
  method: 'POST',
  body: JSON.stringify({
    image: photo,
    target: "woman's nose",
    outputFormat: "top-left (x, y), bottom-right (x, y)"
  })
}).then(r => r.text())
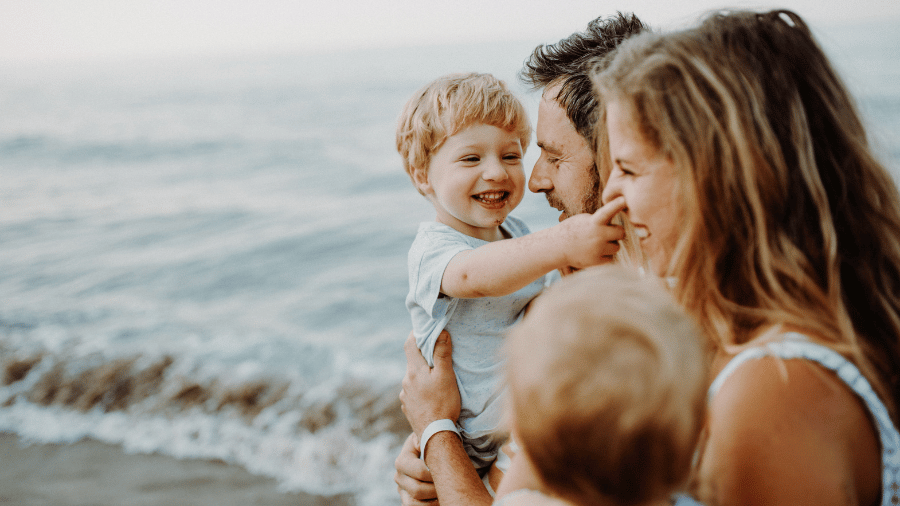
top-left (601, 172), bottom-right (622, 205)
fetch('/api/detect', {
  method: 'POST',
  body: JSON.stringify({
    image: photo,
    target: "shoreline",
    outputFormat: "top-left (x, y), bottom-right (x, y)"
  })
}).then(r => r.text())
top-left (0, 433), bottom-right (353, 506)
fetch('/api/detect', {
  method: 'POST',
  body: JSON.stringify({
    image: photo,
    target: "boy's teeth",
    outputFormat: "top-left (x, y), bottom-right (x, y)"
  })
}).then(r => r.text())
top-left (475, 191), bottom-right (506, 202)
top-left (635, 227), bottom-right (650, 239)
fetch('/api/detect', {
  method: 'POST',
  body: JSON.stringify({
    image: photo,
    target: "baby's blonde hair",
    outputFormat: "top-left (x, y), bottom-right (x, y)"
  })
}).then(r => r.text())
top-left (396, 72), bottom-right (531, 195)
top-left (507, 265), bottom-right (707, 506)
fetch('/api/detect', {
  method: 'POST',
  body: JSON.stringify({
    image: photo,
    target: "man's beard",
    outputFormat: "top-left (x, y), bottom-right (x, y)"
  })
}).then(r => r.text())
top-left (544, 165), bottom-right (601, 216)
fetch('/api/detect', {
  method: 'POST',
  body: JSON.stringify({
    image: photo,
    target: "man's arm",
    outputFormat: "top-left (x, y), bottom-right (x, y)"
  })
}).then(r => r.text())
top-left (425, 432), bottom-right (494, 506)
top-left (399, 332), bottom-right (494, 506)
top-left (440, 197), bottom-right (626, 298)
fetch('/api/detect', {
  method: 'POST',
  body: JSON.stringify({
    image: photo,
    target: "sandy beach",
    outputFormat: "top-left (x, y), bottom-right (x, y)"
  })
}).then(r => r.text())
top-left (0, 433), bottom-right (353, 506)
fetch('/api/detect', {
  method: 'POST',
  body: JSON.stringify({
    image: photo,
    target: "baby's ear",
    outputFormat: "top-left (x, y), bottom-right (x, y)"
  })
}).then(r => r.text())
top-left (411, 166), bottom-right (432, 194)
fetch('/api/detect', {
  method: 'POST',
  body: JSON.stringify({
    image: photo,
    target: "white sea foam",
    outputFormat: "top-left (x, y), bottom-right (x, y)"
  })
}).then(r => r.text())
top-left (0, 333), bottom-right (407, 504)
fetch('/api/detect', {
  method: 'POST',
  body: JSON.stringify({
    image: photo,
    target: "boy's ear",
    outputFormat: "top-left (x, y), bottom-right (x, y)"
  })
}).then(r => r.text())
top-left (411, 166), bottom-right (432, 194)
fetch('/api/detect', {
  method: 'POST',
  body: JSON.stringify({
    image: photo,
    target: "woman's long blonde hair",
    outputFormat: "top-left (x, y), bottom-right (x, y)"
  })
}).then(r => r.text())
top-left (593, 10), bottom-right (900, 420)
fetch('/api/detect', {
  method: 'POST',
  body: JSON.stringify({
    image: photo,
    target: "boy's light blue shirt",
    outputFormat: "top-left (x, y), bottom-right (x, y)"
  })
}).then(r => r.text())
top-left (406, 216), bottom-right (550, 440)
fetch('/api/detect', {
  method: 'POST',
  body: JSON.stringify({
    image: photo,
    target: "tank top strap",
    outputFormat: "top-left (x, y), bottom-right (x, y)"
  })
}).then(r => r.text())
top-left (707, 332), bottom-right (900, 505)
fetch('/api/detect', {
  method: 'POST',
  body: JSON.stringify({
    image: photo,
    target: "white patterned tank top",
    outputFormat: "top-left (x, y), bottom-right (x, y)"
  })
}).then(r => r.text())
top-left (701, 333), bottom-right (900, 506)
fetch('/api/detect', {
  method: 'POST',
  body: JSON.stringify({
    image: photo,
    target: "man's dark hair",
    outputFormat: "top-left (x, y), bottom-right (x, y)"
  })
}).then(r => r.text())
top-left (520, 12), bottom-right (648, 142)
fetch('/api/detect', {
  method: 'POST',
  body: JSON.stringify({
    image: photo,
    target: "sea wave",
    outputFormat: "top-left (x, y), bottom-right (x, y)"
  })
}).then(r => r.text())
top-left (0, 330), bottom-right (408, 504)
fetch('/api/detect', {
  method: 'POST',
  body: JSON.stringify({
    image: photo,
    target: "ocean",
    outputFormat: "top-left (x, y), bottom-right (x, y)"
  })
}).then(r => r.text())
top-left (1, 21), bottom-right (898, 505)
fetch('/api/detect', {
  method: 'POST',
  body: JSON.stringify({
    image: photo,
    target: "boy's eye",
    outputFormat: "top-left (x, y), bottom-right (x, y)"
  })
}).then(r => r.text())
top-left (503, 154), bottom-right (521, 161)
top-left (461, 156), bottom-right (480, 163)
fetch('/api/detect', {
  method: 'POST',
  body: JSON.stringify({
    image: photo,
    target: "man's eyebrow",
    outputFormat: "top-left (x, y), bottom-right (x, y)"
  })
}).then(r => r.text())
top-left (536, 141), bottom-right (563, 154)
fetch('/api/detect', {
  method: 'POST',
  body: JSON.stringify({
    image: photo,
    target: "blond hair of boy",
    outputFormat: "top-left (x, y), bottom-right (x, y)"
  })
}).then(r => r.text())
top-left (396, 72), bottom-right (532, 196)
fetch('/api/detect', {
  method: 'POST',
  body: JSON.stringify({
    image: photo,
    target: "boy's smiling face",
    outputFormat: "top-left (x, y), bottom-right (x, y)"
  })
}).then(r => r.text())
top-left (414, 123), bottom-right (525, 241)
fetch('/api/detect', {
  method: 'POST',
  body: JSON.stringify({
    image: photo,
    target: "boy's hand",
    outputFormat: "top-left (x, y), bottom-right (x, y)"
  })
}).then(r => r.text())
top-left (559, 196), bottom-right (627, 269)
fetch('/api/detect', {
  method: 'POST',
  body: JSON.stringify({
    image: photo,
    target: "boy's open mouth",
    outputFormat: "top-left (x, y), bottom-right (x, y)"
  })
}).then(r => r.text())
top-left (472, 191), bottom-right (509, 205)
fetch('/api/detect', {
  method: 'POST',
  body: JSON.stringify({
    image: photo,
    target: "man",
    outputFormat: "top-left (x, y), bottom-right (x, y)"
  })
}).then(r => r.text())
top-left (526, 12), bottom-right (646, 220)
top-left (395, 13), bottom-right (648, 505)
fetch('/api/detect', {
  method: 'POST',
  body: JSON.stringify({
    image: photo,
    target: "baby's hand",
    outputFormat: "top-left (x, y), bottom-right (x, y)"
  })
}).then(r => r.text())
top-left (558, 197), bottom-right (626, 269)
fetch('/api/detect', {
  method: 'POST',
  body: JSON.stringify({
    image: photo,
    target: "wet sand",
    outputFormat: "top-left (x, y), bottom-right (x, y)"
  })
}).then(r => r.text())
top-left (0, 433), bottom-right (353, 506)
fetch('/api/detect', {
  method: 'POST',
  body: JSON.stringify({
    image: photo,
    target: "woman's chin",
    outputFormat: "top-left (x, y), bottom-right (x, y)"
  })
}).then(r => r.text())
top-left (644, 250), bottom-right (671, 278)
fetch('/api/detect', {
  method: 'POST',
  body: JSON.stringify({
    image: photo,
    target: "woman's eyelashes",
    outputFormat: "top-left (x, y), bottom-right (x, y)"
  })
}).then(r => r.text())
top-left (615, 164), bottom-right (636, 177)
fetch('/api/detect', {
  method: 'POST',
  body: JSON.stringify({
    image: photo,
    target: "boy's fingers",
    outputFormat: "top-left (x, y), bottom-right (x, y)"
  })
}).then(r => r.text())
top-left (603, 241), bottom-right (622, 256)
top-left (591, 196), bottom-right (627, 225)
top-left (610, 225), bottom-right (626, 241)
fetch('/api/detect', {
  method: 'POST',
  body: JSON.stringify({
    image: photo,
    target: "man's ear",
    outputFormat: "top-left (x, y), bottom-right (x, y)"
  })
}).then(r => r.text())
top-left (411, 166), bottom-right (432, 195)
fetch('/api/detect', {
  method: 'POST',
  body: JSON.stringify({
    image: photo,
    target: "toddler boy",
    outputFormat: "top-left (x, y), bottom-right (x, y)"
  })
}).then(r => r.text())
top-left (397, 72), bottom-right (626, 473)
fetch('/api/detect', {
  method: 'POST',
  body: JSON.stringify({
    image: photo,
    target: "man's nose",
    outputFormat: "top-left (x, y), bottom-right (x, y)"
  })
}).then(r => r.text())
top-left (528, 159), bottom-right (552, 193)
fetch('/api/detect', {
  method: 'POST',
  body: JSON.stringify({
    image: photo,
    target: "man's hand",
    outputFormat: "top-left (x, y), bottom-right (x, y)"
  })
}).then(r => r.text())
top-left (395, 432), bottom-right (439, 505)
top-left (400, 331), bottom-right (461, 438)
top-left (397, 332), bottom-right (460, 504)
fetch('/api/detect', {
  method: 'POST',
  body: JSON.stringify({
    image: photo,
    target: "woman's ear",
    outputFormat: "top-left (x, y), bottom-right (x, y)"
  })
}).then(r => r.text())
top-left (412, 166), bottom-right (432, 195)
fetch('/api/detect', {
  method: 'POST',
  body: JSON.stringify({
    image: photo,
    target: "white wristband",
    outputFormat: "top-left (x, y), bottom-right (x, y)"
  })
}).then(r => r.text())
top-left (419, 419), bottom-right (461, 461)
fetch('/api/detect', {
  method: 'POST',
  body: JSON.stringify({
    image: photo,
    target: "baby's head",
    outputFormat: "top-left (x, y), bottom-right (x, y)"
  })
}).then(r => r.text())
top-left (395, 72), bottom-right (531, 198)
top-left (506, 265), bottom-right (707, 506)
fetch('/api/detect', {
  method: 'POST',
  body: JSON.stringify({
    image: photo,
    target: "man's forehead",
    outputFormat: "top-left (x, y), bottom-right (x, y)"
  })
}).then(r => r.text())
top-left (536, 137), bottom-right (564, 154)
top-left (541, 82), bottom-right (565, 102)
top-left (537, 94), bottom-right (579, 143)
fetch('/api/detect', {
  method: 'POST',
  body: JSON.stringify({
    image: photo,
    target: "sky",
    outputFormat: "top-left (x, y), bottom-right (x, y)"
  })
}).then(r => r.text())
top-left (3, 0), bottom-right (900, 62)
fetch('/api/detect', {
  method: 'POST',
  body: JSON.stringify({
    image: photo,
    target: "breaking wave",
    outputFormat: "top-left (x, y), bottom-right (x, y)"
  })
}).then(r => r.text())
top-left (0, 329), bottom-right (408, 505)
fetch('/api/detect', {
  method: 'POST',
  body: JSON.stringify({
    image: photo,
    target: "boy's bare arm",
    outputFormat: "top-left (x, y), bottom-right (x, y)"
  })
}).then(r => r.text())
top-left (441, 197), bottom-right (626, 298)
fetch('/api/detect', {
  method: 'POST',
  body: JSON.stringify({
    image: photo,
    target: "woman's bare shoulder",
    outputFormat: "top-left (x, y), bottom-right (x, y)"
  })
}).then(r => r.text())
top-left (697, 355), bottom-right (880, 506)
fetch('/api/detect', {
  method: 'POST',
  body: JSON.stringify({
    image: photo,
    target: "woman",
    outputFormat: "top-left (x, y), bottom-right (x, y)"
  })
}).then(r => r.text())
top-left (399, 9), bottom-right (900, 505)
top-left (595, 9), bottom-right (900, 505)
